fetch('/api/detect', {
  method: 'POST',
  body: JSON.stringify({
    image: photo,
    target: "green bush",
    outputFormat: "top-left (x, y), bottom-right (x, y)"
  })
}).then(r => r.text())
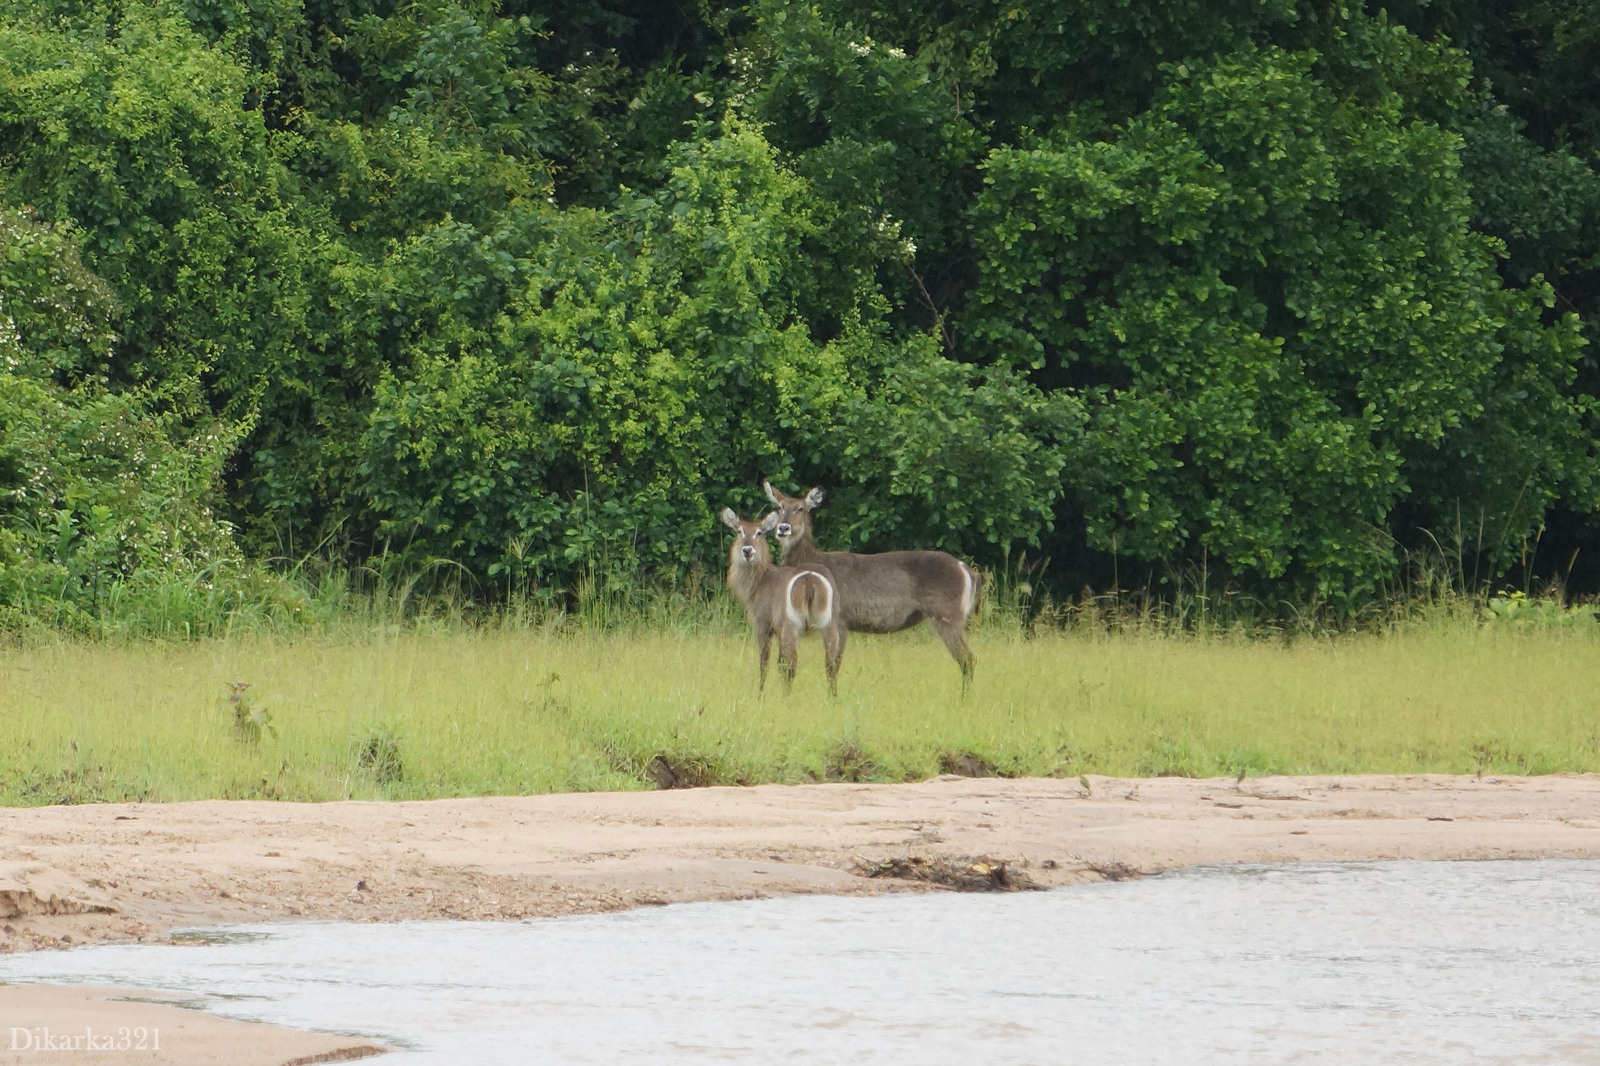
top-left (0, 205), bottom-right (262, 631)
top-left (355, 124), bottom-right (1073, 583)
top-left (965, 37), bottom-right (1592, 604)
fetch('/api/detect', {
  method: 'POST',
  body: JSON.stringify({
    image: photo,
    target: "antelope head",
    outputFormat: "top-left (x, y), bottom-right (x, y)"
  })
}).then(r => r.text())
top-left (760, 480), bottom-right (824, 550)
top-left (720, 507), bottom-right (778, 569)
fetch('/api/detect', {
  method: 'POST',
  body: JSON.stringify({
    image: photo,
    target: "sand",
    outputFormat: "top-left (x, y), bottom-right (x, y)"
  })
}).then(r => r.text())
top-left (5, 772), bottom-right (1599, 948)
top-left (3, 773), bottom-right (1599, 1063)
top-left (0, 984), bottom-right (386, 1065)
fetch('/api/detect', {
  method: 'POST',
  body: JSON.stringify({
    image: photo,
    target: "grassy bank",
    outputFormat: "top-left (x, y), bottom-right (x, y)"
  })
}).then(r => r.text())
top-left (3, 612), bottom-right (1598, 806)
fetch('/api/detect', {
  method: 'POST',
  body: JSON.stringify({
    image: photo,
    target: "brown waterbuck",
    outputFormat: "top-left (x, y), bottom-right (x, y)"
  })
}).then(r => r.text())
top-left (720, 507), bottom-right (846, 695)
top-left (762, 482), bottom-right (983, 686)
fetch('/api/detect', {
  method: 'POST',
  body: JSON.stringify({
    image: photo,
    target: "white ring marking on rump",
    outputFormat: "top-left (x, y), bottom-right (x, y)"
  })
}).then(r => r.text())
top-left (784, 571), bottom-right (808, 632)
top-left (786, 570), bottom-right (834, 632)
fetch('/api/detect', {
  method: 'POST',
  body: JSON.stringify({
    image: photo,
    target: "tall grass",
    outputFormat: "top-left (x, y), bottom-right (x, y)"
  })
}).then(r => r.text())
top-left (13, 528), bottom-right (1584, 643)
top-left (4, 542), bottom-right (1596, 806)
top-left (6, 553), bottom-right (743, 642)
top-left (3, 607), bottom-right (1597, 806)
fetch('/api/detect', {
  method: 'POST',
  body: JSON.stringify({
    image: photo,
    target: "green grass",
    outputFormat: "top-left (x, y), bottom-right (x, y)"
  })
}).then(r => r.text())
top-left (3, 611), bottom-right (1599, 806)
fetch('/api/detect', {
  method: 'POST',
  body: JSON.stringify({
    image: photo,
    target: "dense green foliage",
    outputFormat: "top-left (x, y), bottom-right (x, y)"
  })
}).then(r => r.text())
top-left (0, 206), bottom-right (253, 629)
top-left (1, 0), bottom-right (1597, 621)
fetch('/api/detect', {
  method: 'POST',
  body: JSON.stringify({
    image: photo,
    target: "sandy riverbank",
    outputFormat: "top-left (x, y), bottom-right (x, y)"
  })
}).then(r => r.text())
top-left (0, 984), bottom-right (387, 1065)
top-left (4, 773), bottom-right (1599, 1064)
top-left (4, 772), bottom-right (1598, 954)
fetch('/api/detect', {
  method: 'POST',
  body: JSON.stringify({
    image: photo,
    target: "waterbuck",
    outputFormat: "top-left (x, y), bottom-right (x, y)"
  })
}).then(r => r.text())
top-left (761, 482), bottom-right (983, 685)
top-left (719, 507), bottom-right (846, 695)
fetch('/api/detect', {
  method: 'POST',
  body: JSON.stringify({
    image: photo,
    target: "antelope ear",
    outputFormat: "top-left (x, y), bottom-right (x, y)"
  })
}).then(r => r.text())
top-left (762, 479), bottom-right (781, 505)
top-left (804, 487), bottom-right (825, 510)
top-left (759, 511), bottom-right (780, 531)
top-left (719, 507), bottom-right (741, 530)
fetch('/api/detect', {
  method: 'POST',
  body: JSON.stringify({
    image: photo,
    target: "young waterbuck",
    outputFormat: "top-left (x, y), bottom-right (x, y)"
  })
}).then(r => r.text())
top-left (720, 507), bottom-right (846, 695)
top-left (762, 482), bottom-right (983, 685)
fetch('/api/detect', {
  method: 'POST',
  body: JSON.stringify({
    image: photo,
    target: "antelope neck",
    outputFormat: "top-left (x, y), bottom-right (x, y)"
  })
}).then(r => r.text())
top-left (727, 554), bottom-right (770, 607)
top-left (778, 533), bottom-right (822, 565)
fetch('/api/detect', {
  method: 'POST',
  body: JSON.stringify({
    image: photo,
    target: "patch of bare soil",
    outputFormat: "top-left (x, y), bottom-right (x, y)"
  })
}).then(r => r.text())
top-left (859, 855), bottom-right (1042, 891)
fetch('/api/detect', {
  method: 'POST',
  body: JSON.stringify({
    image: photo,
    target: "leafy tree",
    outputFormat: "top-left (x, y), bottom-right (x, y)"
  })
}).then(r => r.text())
top-left (355, 122), bottom-right (1071, 584)
top-left (964, 36), bottom-right (1590, 602)
top-left (0, 206), bottom-right (244, 627)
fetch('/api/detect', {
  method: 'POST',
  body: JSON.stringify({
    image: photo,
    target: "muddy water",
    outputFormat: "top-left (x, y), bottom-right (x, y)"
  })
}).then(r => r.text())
top-left (3, 860), bottom-right (1599, 1064)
